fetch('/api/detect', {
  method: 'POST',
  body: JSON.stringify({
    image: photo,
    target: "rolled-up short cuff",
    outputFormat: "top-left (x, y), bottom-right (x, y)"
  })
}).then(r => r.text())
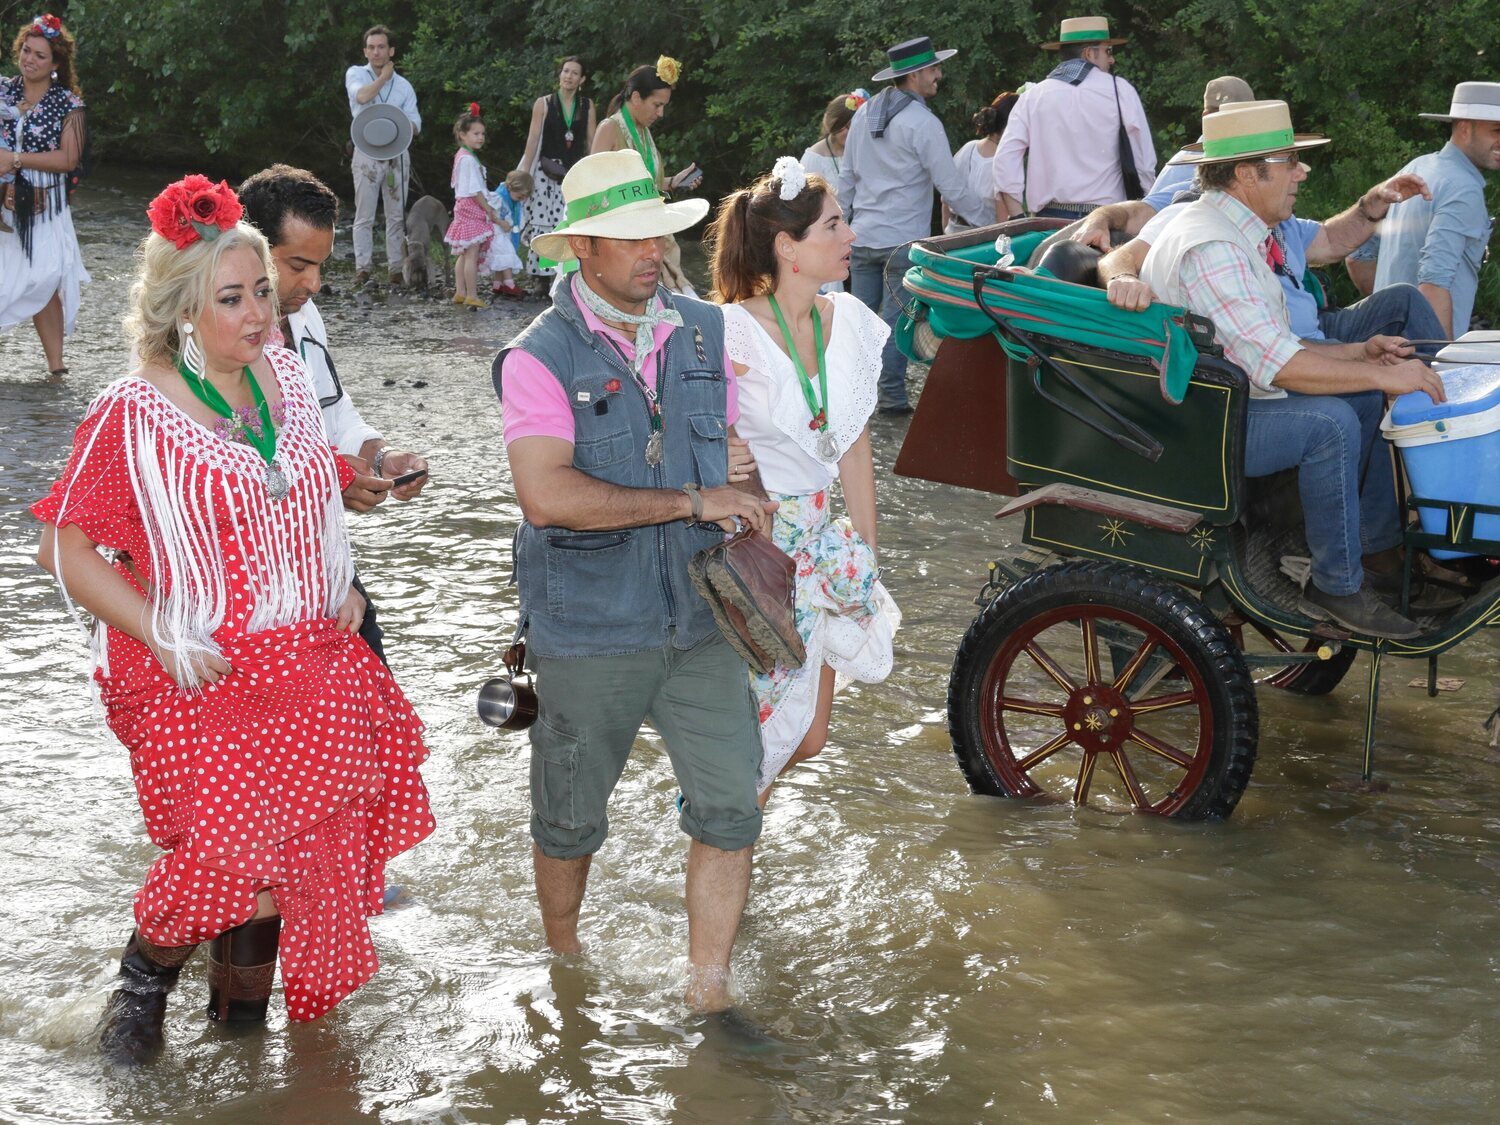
top-left (531, 815), bottom-right (608, 860)
top-left (678, 807), bottom-right (762, 853)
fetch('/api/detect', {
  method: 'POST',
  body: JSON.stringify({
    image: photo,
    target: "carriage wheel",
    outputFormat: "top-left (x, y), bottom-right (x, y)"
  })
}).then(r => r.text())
top-left (950, 560), bottom-right (1259, 820)
top-left (1223, 613), bottom-right (1357, 696)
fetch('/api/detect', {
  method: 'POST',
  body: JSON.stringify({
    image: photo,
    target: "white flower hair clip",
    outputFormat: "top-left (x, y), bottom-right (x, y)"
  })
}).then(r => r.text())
top-left (772, 156), bottom-right (807, 201)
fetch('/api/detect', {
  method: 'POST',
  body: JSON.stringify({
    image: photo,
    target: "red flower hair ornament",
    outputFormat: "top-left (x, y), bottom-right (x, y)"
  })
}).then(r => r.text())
top-left (30, 13), bottom-right (62, 39)
top-left (468, 101), bottom-right (481, 118)
top-left (147, 174), bottom-right (244, 251)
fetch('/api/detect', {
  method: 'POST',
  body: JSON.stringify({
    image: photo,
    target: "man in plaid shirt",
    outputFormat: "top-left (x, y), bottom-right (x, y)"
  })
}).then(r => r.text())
top-left (1136, 103), bottom-right (1447, 640)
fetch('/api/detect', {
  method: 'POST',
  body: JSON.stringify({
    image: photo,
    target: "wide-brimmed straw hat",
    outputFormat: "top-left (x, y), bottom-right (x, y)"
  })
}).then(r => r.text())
top-left (530, 151), bottom-right (709, 264)
top-left (1040, 16), bottom-right (1128, 50)
top-left (871, 37), bottom-right (958, 82)
top-left (350, 103), bottom-right (413, 160)
top-left (1419, 81), bottom-right (1500, 123)
top-left (1167, 100), bottom-right (1330, 166)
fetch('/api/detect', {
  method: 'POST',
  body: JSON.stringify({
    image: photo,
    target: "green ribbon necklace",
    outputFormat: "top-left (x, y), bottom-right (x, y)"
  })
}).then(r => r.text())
top-left (176, 357), bottom-right (290, 499)
top-left (767, 294), bottom-right (838, 461)
top-left (620, 110), bottom-right (656, 181)
top-left (559, 92), bottom-right (577, 144)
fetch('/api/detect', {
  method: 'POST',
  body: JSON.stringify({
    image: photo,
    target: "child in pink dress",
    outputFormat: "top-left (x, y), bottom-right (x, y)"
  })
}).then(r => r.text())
top-left (443, 103), bottom-right (500, 308)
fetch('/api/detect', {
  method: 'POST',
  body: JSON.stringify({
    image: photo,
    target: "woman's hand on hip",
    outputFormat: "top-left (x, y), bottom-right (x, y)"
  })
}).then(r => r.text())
top-left (336, 586), bottom-right (367, 634)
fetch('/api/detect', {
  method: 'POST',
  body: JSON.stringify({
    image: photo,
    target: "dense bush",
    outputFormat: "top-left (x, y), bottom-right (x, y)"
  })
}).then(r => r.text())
top-left (52, 0), bottom-right (1500, 317)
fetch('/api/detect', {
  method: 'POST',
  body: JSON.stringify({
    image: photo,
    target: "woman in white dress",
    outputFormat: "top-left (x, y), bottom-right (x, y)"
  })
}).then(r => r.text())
top-left (943, 91), bottom-right (1018, 234)
top-left (0, 14), bottom-right (90, 376)
top-left (706, 157), bottom-right (899, 802)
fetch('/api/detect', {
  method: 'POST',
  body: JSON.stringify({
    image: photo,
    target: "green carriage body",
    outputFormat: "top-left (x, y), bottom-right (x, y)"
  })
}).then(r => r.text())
top-left (895, 221), bottom-right (1500, 819)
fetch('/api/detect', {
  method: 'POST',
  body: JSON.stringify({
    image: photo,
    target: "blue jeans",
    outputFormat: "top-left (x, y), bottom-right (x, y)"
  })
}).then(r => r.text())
top-left (849, 244), bottom-right (913, 408)
top-left (1245, 391), bottom-right (1403, 596)
top-left (1318, 283), bottom-right (1445, 345)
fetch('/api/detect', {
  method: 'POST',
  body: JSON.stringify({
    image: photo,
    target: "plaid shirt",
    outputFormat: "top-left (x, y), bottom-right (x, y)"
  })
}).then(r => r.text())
top-left (1177, 192), bottom-right (1303, 395)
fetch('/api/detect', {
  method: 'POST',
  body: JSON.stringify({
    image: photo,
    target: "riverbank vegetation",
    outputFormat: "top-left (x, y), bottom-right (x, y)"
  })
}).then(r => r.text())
top-left (63, 0), bottom-right (1499, 317)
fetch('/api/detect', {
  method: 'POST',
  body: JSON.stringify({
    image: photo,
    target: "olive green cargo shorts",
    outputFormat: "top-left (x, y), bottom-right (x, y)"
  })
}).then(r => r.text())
top-left (529, 633), bottom-right (763, 859)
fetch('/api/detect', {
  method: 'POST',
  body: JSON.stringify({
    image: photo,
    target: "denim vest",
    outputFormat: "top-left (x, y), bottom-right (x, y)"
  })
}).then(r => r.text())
top-left (495, 281), bottom-right (730, 658)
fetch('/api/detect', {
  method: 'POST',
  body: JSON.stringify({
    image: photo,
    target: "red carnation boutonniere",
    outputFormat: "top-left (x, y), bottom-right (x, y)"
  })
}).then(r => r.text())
top-left (146, 174), bottom-right (244, 250)
top-left (604, 378), bottom-right (622, 393)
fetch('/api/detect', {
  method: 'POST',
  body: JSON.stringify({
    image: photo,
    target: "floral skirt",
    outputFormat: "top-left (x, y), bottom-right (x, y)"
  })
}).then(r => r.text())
top-left (754, 488), bottom-right (899, 791)
top-left (445, 197), bottom-right (493, 252)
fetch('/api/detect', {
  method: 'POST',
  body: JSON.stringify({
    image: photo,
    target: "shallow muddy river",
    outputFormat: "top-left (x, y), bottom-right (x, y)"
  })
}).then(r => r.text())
top-left (1, 174), bottom-right (1498, 1123)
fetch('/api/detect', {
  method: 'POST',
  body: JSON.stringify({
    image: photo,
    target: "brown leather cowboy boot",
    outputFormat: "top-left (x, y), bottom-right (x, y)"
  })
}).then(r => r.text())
top-left (98, 930), bottom-right (197, 1067)
top-left (206, 915), bottom-right (281, 1023)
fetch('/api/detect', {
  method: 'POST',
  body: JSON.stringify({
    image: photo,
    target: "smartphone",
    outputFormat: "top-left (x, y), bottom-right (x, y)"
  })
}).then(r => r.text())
top-left (392, 468), bottom-right (428, 488)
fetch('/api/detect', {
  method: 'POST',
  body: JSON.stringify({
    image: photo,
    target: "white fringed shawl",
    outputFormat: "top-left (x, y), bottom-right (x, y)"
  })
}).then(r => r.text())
top-left (49, 348), bottom-right (353, 690)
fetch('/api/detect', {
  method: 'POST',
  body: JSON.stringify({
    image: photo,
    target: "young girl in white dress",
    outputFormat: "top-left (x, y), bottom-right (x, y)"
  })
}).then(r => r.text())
top-left (706, 157), bottom-right (900, 803)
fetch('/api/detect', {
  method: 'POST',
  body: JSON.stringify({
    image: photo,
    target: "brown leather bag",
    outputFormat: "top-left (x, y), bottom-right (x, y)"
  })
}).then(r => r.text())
top-left (689, 528), bottom-right (805, 675)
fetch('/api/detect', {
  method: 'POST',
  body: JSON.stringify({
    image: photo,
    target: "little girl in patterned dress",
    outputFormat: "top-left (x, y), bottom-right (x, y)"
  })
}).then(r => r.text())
top-left (443, 103), bottom-right (500, 308)
top-left (484, 169), bottom-right (532, 299)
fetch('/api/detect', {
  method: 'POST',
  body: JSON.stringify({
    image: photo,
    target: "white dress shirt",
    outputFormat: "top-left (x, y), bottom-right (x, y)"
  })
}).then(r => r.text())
top-left (289, 298), bottom-right (382, 453)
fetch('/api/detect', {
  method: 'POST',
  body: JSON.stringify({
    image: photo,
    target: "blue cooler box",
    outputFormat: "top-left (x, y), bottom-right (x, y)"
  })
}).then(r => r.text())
top-left (1382, 364), bottom-right (1500, 559)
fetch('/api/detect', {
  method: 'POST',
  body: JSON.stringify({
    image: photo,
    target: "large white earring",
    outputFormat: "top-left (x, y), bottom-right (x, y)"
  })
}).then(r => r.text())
top-left (180, 322), bottom-right (205, 378)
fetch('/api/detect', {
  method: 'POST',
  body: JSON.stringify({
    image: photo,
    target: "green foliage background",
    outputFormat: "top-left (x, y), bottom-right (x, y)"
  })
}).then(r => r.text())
top-left (29, 0), bottom-right (1500, 313)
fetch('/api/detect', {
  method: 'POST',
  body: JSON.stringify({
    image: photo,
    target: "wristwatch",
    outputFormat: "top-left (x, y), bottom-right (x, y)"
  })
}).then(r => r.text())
top-left (372, 448), bottom-right (389, 478)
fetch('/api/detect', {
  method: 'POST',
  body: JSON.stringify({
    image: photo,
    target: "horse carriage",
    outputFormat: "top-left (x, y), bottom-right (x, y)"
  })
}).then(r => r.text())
top-left (893, 218), bottom-right (1500, 820)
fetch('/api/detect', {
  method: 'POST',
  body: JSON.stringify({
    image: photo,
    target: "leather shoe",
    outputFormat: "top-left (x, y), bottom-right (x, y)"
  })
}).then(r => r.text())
top-left (1298, 582), bottom-right (1422, 640)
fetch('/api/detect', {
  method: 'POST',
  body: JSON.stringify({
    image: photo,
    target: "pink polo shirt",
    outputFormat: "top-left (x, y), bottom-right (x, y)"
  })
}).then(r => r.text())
top-left (500, 282), bottom-right (738, 445)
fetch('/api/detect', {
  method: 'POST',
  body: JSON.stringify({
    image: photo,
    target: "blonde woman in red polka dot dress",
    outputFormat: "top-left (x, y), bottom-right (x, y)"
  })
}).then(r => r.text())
top-left (32, 176), bottom-right (435, 1067)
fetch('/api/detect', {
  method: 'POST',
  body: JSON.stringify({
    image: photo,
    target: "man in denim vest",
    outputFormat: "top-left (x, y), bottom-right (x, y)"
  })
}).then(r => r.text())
top-left (493, 151), bottom-right (775, 1013)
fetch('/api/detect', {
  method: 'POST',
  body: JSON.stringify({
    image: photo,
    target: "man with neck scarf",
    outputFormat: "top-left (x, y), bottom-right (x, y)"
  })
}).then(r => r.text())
top-left (994, 16), bottom-right (1156, 222)
top-left (492, 151), bottom-right (776, 1017)
top-left (836, 35), bottom-right (991, 414)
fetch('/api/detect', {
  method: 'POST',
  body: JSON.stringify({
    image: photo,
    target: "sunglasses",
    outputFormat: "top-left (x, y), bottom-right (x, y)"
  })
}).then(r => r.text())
top-left (1259, 153), bottom-right (1299, 165)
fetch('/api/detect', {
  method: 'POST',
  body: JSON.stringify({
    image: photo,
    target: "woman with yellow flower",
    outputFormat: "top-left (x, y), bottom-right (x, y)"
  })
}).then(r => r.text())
top-left (592, 56), bottom-right (704, 293)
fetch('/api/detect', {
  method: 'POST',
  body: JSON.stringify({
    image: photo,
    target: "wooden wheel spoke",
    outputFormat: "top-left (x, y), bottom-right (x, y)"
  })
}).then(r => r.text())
top-left (1072, 752), bottom-right (1098, 804)
top-left (1110, 638), bottom-right (1158, 693)
top-left (999, 697), bottom-right (1066, 718)
top-left (1110, 749), bottom-right (1150, 810)
top-left (1127, 729), bottom-right (1195, 769)
top-left (1016, 730), bottom-right (1073, 772)
top-left (1129, 690), bottom-right (1198, 715)
top-left (1081, 616), bottom-right (1101, 685)
top-left (1024, 641), bottom-right (1078, 694)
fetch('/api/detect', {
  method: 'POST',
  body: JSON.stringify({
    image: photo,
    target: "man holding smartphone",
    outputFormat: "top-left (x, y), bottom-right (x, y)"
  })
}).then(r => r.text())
top-left (238, 164), bottom-right (431, 662)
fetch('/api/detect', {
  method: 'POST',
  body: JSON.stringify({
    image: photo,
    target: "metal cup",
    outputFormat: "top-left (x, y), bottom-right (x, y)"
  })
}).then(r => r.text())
top-left (477, 674), bottom-right (538, 730)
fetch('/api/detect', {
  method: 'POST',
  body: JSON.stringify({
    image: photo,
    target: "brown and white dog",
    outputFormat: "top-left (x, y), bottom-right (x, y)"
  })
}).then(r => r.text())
top-left (403, 195), bottom-right (451, 289)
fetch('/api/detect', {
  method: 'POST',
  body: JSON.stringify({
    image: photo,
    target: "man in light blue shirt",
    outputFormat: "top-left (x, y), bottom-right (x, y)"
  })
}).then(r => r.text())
top-left (1358, 82), bottom-right (1500, 338)
top-left (837, 35), bottom-right (990, 412)
top-left (345, 24), bottom-right (422, 287)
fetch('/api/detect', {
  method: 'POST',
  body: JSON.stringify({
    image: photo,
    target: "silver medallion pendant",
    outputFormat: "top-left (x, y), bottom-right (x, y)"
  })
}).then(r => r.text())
top-left (564, 130), bottom-right (574, 144)
top-left (645, 430), bottom-right (664, 467)
top-left (264, 460), bottom-right (291, 501)
top-left (817, 431), bottom-right (839, 461)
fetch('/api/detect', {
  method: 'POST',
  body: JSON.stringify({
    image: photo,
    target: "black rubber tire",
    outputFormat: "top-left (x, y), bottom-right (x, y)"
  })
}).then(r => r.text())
top-left (1274, 644), bottom-right (1357, 696)
top-left (949, 560), bottom-right (1260, 820)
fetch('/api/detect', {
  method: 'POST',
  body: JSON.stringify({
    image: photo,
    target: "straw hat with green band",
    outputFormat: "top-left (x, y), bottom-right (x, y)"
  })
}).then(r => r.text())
top-left (1165, 101), bottom-right (1330, 166)
top-left (1040, 16), bottom-right (1128, 50)
top-left (871, 36), bottom-right (958, 82)
top-left (530, 150), bottom-right (710, 264)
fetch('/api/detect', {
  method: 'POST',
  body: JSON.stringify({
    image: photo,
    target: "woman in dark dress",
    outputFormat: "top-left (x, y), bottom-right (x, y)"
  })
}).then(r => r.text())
top-left (515, 56), bottom-right (594, 277)
top-left (0, 13), bottom-right (89, 376)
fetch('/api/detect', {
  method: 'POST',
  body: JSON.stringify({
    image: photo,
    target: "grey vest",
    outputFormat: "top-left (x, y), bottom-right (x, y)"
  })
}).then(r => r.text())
top-left (494, 281), bottom-right (731, 658)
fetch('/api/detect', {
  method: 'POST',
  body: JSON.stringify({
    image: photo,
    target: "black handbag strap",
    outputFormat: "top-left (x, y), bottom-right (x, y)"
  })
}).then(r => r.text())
top-left (1112, 74), bottom-right (1143, 198)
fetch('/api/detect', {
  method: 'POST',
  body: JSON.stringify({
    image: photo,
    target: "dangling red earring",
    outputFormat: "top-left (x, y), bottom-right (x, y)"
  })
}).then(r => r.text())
top-left (792, 262), bottom-right (799, 273)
